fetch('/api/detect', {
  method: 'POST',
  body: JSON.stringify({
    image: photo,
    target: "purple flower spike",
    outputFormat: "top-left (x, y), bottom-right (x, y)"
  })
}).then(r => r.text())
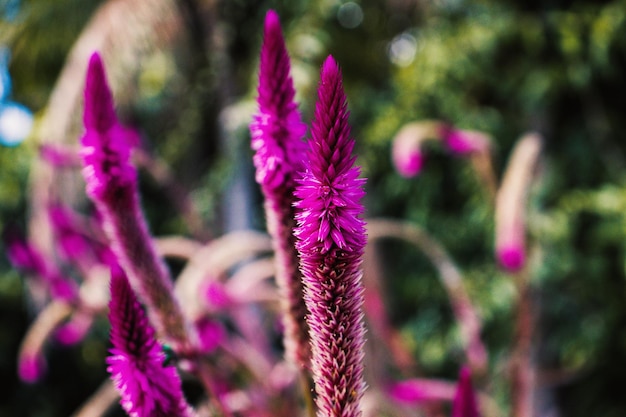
top-left (295, 55), bottom-right (366, 417)
top-left (452, 367), bottom-right (481, 417)
top-left (81, 53), bottom-right (136, 200)
top-left (251, 9), bottom-right (307, 190)
top-left (80, 52), bottom-right (195, 353)
top-left (250, 10), bottom-right (310, 370)
top-left (107, 266), bottom-right (195, 417)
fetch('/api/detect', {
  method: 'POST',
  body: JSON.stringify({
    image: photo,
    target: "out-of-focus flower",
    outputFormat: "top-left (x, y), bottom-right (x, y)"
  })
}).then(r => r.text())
top-left (80, 52), bottom-right (195, 353)
top-left (495, 133), bottom-right (542, 272)
top-left (444, 128), bottom-right (491, 155)
top-left (388, 378), bottom-right (456, 404)
top-left (391, 121), bottom-right (446, 177)
top-left (5, 229), bottom-right (77, 301)
top-left (452, 366), bottom-right (481, 417)
top-left (295, 55), bottom-right (366, 417)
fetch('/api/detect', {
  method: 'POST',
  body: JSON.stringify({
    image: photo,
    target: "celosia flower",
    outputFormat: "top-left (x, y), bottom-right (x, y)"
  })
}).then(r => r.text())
top-left (250, 9), bottom-right (310, 370)
top-left (294, 55), bottom-right (366, 417)
top-left (391, 121), bottom-right (446, 178)
top-left (495, 133), bottom-right (542, 272)
top-left (81, 55), bottom-right (136, 201)
top-left (80, 52), bottom-right (195, 353)
top-left (451, 366), bottom-right (480, 417)
top-left (250, 9), bottom-right (307, 190)
top-left (107, 265), bottom-right (195, 417)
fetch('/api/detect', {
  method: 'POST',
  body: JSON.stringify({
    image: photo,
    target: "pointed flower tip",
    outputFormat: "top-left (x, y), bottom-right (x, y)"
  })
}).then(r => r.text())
top-left (452, 366), bottom-right (480, 417)
top-left (264, 9), bottom-right (281, 33)
top-left (84, 51), bottom-right (115, 132)
top-left (81, 53), bottom-right (136, 201)
top-left (496, 245), bottom-right (525, 272)
top-left (251, 8), bottom-right (306, 189)
top-left (322, 55), bottom-right (339, 77)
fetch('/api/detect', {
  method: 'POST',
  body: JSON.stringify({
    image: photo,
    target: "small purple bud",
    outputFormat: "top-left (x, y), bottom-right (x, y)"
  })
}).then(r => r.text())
top-left (388, 378), bottom-right (456, 404)
top-left (496, 245), bottom-right (526, 272)
top-left (18, 353), bottom-right (46, 384)
top-left (196, 318), bottom-right (225, 353)
top-left (444, 129), bottom-right (491, 155)
top-left (203, 281), bottom-right (232, 310)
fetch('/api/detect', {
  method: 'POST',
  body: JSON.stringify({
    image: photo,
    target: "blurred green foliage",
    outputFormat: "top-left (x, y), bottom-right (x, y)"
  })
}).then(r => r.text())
top-left (2, 0), bottom-right (626, 416)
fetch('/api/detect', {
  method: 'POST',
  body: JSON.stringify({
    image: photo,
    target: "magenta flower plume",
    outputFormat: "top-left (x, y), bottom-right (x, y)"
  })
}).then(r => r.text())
top-left (107, 266), bottom-right (195, 417)
top-left (250, 10), bottom-right (310, 370)
top-left (81, 53), bottom-right (135, 201)
top-left (80, 52), bottom-right (195, 353)
top-left (251, 9), bottom-right (307, 190)
top-left (451, 367), bottom-right (481, 417)
top-left (294, 56), bottom-right (366, 417)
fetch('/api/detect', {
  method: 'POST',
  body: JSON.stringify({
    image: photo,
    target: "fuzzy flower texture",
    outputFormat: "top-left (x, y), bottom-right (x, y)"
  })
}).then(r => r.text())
top-left (250, 9), bottom-right (311, 370)
top-left (250, 10), bottom-right (307, 190)
top-left (80, 53), bottom-right (136, 201)
top-left (295, 56), bottom-right (367, 417)
top-left (107, 266), bottom-right (193, 417)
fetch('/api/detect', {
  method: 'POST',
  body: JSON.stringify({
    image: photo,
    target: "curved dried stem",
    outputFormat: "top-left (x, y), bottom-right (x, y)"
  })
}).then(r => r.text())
top-left (174, 230), bottom-right (272, 320)
top-left (18, 300), bottom-right (73, 380)
top-left (70, 380), bottom-right (119, 417)
top-left (155, 236), bottom-right (204, 260)
top-left (367, 218), bottom-right (488, 375)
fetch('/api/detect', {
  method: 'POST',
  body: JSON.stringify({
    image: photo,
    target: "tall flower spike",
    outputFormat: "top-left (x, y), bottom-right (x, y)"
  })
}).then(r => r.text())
top-left (107, 266), bottom-right (195, 417)
top-left (80, 52), bottom-right (195, 353)
top-left (250, 10), bottom-right (310, 370)
top-left (451, 366), bottom-right (481, 417)
top-left (295, 56), bottom-right (366, 417)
